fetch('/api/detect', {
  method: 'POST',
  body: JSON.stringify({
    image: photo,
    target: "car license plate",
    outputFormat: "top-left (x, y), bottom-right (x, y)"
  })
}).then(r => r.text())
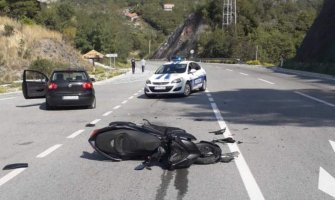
top-left (62, 96), bottom-right (79, 100)
top-left (154, 86), bottom-right (166, 90)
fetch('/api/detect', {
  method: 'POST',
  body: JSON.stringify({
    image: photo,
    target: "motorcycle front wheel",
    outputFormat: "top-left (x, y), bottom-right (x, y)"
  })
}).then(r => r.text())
top-left (194, 141), bottom-right (222, 164)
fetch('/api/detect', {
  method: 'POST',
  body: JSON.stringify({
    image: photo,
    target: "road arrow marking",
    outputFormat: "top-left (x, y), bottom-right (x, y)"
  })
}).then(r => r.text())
top-left (330, 140), bottom-right (335, 153)
top-left (318, 167), bottom-right (335, 198)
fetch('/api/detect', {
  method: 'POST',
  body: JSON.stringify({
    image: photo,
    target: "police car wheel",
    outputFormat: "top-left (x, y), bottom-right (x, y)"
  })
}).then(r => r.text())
top-left (200, 79), bottom-right (206, 91)
top-left (183, 83), bottom-right (191, 97)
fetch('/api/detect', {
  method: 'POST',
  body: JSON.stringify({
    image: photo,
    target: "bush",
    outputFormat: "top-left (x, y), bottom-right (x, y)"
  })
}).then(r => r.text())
top-left (4, 25), bottom-right (14, 36)
top-left (0, 86), bottom-right (6, 93)
top-left (246, 60), bottom-right (261, 65)
top-left (29, 58), bottom-right (67, 77)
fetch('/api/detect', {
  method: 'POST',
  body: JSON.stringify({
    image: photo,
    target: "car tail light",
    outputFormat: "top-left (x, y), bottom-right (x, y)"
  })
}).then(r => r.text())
top-left (82, 82), bottom-right (93, 89)
top-left (48, 83), bottom-right (58, 90)
top-left (90, 129), bottom-right (99, 138)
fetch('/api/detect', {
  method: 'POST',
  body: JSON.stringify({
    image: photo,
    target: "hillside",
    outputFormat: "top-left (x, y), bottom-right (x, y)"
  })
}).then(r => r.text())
top-left (291, 0), bottom-right (335, 75)
top-left (0, 16), bottom-right (88, 83)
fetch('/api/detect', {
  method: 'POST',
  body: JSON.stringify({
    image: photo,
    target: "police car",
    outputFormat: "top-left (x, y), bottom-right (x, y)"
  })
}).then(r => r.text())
top-left (144, 59), bottom-right (207, 97)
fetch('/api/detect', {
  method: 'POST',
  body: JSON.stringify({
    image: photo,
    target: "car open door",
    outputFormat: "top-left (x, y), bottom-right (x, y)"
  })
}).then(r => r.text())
top-left (22, 70), bottom-right (48, 99)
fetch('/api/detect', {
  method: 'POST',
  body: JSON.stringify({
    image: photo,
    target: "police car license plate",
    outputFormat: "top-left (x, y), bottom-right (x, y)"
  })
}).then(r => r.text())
top-left (62, 96), bottom-right (79, 100)
top-left (154, 86), bottom-right (166, 90)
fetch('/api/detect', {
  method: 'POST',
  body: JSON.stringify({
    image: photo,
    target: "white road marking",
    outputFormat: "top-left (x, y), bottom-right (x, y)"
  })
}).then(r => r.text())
top-left (206, 93), bottom-right (212, 97)
top-left (138, 89), bottom-right (142, 92)
top-left (122, 100), bottom-right (128, 104)
top-left (103, 111), bottom-right (113, 116)
top-left (318, 167), bottom-right (335, 198)
top-left (206, 90), bottom-right (265, 200)
top-left (258, 78), bottom-right (275, 85)
top-left (226, 69), bottom-right (233, 71)
top-left (0, 168), bottom-right (26, 187)
top-left (240, 72), bottom-right (249, 76)
top-left (36, 144), bottom-right (62, 158)
top-left (134, 93), bottom-right (138, 96)
top-left (208, 97), bottom-right (214, 102)
top-left (0, 97), bottom-right (16, 101)
top-left (67, 129), bottom-right (85, 139)
top-left (113, 105), bottom-right (121, 110)
top-left (89, 119), bottom-right (101, 125)
top-left (330, 140), bottom-right (335, 153)
top-left (128, 96), bottom-right (134, 100)
top-left (295, 91), bottom-right (335, 107)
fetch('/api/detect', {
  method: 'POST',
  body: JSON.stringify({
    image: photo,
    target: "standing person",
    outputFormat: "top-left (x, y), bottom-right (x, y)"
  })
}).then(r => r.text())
top-left (131, 58), bottom-right (136, 74)
top-left (141, 58), bottom-right (146, 73)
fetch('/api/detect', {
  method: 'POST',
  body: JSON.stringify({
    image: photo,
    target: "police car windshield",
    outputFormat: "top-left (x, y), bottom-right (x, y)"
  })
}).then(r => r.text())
top-left (155, 64), bottom-right (187, 74)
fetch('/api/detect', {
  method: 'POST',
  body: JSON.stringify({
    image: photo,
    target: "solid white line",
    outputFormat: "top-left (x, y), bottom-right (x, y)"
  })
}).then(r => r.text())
top-left (330, 140), bottom-right (335, 153)
top-left (295, 91), bottom-right (335, 107)
top-left (128, 96), bottom-right (134, 100)
top-left (0, 97), bottom-right (16, 101)
top-left (0, 168), bottom-right (26, 187)
top-left (113, 105), bottom-right (121, 110)
top-left (103, 111), bottom-right (113, 117)
top-left (240, 72), bottom-right (249, 76)
top-left (209, 101), bottom-right (265, 200)
top-left (67, 129), bottom-right (85, 139)
top-left (226, 69), bottom-right (233, 71)
top-left (89, 119), bottom-right (101, 125)
top-left (258, 78), bottom-right (275, 85)
top-left (318, 167), bottom-right (335, 198)
top-left (122, 100), bottom-right (128, 104)
top-left (36, 144), bottom-right (62, 158)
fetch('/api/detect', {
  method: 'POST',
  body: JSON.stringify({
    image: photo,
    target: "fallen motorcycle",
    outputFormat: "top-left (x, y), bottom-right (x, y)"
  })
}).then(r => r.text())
top-left (88, 120), bottom-right (223, 170)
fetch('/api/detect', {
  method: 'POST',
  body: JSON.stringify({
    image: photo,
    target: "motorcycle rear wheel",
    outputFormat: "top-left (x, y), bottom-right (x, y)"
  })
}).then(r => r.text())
top-left (194, 141), bottom-right (222, 164)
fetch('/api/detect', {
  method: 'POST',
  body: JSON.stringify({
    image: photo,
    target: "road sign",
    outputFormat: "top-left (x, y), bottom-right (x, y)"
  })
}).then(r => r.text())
top-left (105, 53), bottom-right (118, 58)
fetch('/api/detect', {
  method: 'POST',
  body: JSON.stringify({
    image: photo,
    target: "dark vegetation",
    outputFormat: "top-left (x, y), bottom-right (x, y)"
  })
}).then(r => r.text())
top-left (287, 0), bottom-right (335, 75)
top-left (1, 0), bottom-right (333, 75)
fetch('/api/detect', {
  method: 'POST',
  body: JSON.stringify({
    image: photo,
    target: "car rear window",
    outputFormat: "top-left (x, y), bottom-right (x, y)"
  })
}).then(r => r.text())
top-left (51, 72), bottom-right (88, 82)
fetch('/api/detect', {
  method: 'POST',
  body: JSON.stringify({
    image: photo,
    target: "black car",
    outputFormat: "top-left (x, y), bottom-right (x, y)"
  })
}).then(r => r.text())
top-left (22, 69), bottom-right (96, 110)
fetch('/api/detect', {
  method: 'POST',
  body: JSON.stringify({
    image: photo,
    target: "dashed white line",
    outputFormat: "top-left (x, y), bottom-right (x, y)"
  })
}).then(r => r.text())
top-left (295, 91), bottom-right (335, 107)
top-left (134, 93), bottom-right (138, 96)
top-left (89, 119), bottom-right (101, 125)
top-left (67, 129), bottom-right (85, 139)
top-left (0, 168), bottom-right (26, 187)
top-left (226, 69), bottom-right (233, 71)
top-left (206, 90), bottom-right (265, 200)
top-left (103, 111), bottom-right (113, 116)
top-left (240, 72), bottom-right (249, 76)
top-left (36, 144), bottom-right (62, 158)
top-left (128, 96), bottom-right (134, 100)
top-left (113, 105), bottom-right (121, 110)
top-left (206, 93), bottom-right (212, 97)
top-left (258, 78), bottom-right (275, 85)
top-left (122, 100), bottom-right (128, 104)
top-left (208, 97), bottom-right (214, 102)
top-left (0, 97), bottom-right (16, 101)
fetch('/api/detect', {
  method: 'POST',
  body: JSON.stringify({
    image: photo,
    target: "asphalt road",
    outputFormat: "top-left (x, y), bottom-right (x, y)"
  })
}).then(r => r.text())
top-left (0, 61), bottom-right (334, 200)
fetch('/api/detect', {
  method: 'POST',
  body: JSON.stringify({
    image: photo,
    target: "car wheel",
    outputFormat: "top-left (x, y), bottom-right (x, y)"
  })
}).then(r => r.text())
top-left (200, 79), bottom-right (207, 91)
top-left (183, 82), bottom-right (191, 97)
top-left (88, 98), bottom-right (96, 109)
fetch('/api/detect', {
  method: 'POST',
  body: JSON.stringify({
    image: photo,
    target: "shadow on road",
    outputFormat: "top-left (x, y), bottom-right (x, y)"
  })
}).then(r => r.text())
top-left (156, 88), bottom-right (335, 127)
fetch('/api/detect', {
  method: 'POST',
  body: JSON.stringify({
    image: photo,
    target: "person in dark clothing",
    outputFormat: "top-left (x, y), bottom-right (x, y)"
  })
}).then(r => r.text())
top-left (131, 58), bottom-right (136, 74)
